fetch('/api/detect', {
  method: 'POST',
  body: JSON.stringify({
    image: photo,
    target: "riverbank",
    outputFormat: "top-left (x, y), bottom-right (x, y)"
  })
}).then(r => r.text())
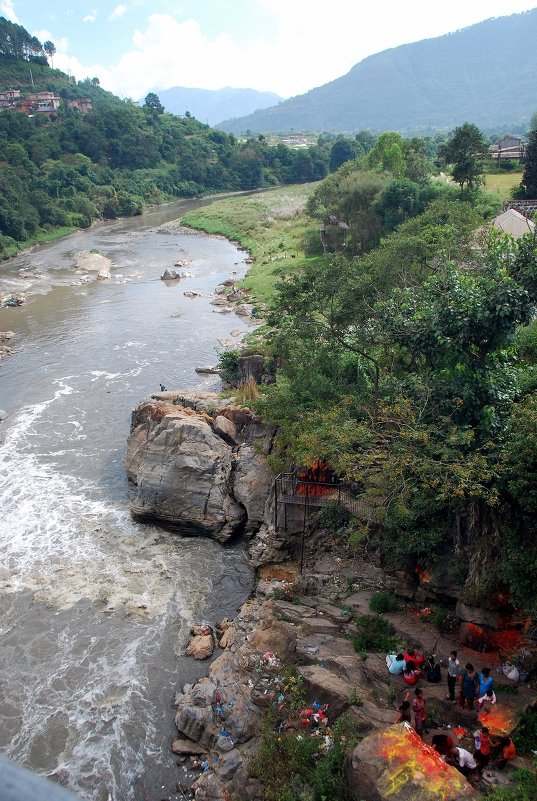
top-left (181, 183), bottom-right (320, 304)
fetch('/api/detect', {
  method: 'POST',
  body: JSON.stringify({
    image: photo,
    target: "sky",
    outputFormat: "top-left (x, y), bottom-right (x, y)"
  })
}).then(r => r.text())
top-left (2, 0), bottom-right (537, 101)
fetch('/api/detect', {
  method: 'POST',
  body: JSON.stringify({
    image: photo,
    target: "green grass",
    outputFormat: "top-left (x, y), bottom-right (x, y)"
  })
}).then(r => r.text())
top-left (180, 183), bottom-right (322, 304)
top-left (484, 172), bottom-right (523, 201)
top-left (1, 226), bottom-right (77, 260)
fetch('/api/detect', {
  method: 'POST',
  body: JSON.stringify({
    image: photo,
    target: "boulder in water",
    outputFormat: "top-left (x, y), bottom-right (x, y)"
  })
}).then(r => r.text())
top-left (161, 268), bottom-right (180, 280)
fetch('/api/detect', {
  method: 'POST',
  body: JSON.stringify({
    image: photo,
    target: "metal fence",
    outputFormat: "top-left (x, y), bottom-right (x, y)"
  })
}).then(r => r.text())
top-left (274, 470), bottom-right (382, 531)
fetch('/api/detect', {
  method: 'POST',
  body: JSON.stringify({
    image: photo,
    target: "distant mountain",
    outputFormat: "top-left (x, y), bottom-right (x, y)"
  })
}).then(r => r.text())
top-left (217, 9), bottom-right (537, 135)
top-left (148, 86), bottom-right (283, 126)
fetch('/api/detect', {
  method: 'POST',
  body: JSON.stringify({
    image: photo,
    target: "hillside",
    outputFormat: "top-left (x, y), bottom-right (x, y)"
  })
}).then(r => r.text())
top-left (217, 9), bottom-right (537, 134)
top-left (151, 86), bottom-right (283, 126)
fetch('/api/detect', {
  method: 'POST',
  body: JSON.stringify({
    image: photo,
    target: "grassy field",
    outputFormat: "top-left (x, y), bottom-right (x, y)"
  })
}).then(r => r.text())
top-left (484, 171), bottom-right (523, 200)
top-left (181, 184), bottom-right (322, 304)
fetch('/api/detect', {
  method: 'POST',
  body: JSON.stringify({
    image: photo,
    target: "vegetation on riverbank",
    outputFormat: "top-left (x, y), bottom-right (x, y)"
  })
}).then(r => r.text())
top-left (181, 185), bottom-right (319, 302)
top-left (202, 123), bottom-right (537, 614)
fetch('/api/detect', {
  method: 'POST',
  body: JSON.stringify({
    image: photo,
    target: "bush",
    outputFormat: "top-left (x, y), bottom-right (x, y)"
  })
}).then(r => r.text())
top-left (485, 769), bottom-right (537, 801)
top-left (217, 349), bottom-right (241, 381)
top-left (352, 614), bottom-right (398, 654)
top-left (319, 500), bottom-right (352, 532)
top-left (512, 707), bottom-right (537, 756)
top-left (369, 591), bottom-right (398, 613)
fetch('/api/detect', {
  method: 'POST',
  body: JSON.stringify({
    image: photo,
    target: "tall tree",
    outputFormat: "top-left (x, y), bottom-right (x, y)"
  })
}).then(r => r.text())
top-left (43, 40), bottom-right (56, 67)
top-left (518, 128), bottom-right (537, 198)
top-left (143, 92), bottom-right (164, 116)
top-left (438, 122), bottom-right (489, 196)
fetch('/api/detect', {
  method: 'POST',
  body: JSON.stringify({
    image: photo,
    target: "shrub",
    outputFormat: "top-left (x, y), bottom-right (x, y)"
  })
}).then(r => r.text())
top-left (319, 500), bottom-right (352, 532)
top-left (369, 591), bottom-right (398, 614)
top-left (512, 707), bottom-right (537, 755)
top-left (485, 769), bottom-right (537, 801)
top-left (217, 349), bottom-right (241, 381)
top-left (352, 614), bottom-right (398, 654)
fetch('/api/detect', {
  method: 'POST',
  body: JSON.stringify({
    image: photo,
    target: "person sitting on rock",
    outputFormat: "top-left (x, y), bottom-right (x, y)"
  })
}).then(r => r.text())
top-left (403, 660), bottom-right (421, 686)
top-left (387, 653), bottom-right (406, 675)
top-left (425, 654), bottom-right (441, 683)
top-left (404, 647), bottom-right (425, 669)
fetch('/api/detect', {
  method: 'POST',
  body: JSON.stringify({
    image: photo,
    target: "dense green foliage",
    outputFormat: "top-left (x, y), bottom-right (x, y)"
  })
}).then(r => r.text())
top-left (516, 128), bottom-right (537, 198)
top-left (247, 139), bottom-right (537, 610)
top-left (369, 591), bottom-right (399, 613)
top-left (218, 10), bottom-right (537, 134)
top-left (352, 615), bottom-right (399, 654)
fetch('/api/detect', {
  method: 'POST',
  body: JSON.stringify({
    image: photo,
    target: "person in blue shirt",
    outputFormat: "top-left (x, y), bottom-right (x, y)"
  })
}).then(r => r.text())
top-left (387, 653), bottom-right (406, 675)
top-left (478, 667), bottom-right (494, 697)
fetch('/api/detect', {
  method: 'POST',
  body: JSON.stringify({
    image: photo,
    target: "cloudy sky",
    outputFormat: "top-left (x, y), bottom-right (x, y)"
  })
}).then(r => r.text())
top-left (2, 0), bottom-right (537, 100)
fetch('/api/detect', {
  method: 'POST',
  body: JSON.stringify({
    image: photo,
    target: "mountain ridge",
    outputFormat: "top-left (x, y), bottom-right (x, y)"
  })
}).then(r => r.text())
top-left (146, 85), bottom-right (283, 127)
top-left (216, 9), bottom-right (537, 134)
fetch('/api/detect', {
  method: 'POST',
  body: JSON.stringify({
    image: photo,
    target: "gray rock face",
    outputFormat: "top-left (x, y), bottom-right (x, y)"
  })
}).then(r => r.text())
top-left (233, 445), bottom-right (272, 527)
top-left (125, 393), bottom-right (274, 543)
top-left (126, 403), bottom-right (245, 542)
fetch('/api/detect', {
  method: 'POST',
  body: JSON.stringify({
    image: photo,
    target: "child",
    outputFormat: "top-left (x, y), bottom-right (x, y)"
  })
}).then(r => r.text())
top-left (476, 687), bottom-right (497, 712)
top-left (403, 660), bottom-right (421, 686)
top-left (446, 650), bottom-right (460, 702)
top-left (395, 694), bottom-right (412, 724)
top-left (474, 725), bottom-right (491, 770)
top-left (412, 688), bottom-right (427, 737)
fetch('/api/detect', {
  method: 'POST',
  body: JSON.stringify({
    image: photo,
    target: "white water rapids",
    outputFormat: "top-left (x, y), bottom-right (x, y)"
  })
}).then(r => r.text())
top-left (0, 202), bottom-right (254, 801)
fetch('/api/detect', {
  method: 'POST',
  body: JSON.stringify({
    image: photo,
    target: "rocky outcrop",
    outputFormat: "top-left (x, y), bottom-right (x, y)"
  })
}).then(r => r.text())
top-left (125, 392), bottom-right (273, 543)
top-left (345, 723), bottom-right (475, 801)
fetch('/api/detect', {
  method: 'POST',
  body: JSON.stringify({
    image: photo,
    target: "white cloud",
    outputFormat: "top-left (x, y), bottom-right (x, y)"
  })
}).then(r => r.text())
top-left (83, 8), bottom-right (98, 24)
top-left (109, 4), bottom-right (127, 22)
top-left (50, 0), bottom-right (537, 101)
top-left (0, 0), bottom-right (19, 23)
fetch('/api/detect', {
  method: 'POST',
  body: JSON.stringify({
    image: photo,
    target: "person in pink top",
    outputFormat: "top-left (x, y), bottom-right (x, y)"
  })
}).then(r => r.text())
top-left (412, 688), bottom-right (427, 737)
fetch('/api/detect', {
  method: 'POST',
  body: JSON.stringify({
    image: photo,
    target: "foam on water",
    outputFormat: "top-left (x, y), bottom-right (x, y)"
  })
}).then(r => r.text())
top-left (0, 384), bottom-right (211, 617)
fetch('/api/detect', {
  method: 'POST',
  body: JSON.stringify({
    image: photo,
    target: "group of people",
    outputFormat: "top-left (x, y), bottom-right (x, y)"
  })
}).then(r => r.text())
top-left (388, 648), bottom-right (497, 711)
top-left (431, 730), bottom-right (516, 776)
top-left (389, 646), bottom-right (516, 777)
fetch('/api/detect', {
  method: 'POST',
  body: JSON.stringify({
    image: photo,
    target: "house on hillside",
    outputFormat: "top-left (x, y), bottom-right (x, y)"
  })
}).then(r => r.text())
top-left (66, 96), bottom-right (93, 114)
top-left (493, 207), bottom-right (535, 237)
top-left (0, 88), bottom-right (21, 108)
top-left (489, 135), bottom-right (527, 163)
top-left (18, 91), bottom-right (61, 115)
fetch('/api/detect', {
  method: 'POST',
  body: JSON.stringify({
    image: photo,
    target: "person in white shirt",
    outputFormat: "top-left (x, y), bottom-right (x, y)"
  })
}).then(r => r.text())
top-left (476, 688), bottom-right (497, 711)
top-left (446, 650), bottom-right (460, 702)
top-left (450, 746), bottom-right (477, 776)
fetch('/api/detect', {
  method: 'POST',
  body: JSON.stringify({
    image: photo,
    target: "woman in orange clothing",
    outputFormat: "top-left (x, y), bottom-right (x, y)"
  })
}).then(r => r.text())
top-left (492, 735), bottom-right (516, 770)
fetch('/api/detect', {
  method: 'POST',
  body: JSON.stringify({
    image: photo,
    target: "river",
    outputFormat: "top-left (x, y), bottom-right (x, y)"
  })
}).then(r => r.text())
top-left (0, 200), bottom-right (255, 801)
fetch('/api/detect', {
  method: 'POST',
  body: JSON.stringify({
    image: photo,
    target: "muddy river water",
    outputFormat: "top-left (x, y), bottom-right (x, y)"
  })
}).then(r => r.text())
top-left (0, 200), bottom-right (255, 801)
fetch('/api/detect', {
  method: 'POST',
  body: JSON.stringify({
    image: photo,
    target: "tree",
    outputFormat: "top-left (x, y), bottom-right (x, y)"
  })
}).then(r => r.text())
top-left (329, 137), bottom-right (356, 172)
top-left (43, 40), bottom-right (56, 67)
top-left (143, 92), bottom-right (164, 116)
top-left (517, 129), bottom-right (537, 198)
top-left (438, 122), bottom-right (489, 196)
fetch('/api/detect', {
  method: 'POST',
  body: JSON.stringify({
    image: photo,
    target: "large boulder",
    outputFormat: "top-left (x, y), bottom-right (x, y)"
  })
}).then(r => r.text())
top-left (233, 445), bottom-right (272, 528)
top-left (345, 723), bottom-right (475, 801)
top-left (126, 403), bottom-right (245, 542)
